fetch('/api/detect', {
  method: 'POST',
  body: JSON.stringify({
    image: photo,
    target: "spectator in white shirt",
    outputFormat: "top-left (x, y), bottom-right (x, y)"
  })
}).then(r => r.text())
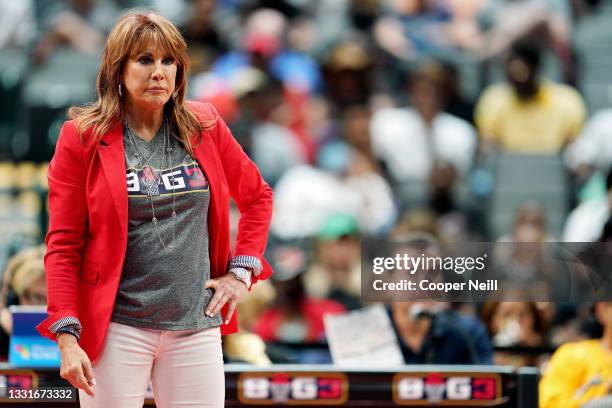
top-left (0, 0), bottom-right (36, 49)
top-left (563, 167), bottom-right (612, 242)
top-left (565, 108), bottom-right (612, 176)
top-left (370, 61), bottom-right (477, 208)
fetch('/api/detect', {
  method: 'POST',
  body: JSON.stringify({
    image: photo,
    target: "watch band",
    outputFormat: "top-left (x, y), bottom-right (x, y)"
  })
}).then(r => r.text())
top-left (56, 325), bottom-right (81, 341)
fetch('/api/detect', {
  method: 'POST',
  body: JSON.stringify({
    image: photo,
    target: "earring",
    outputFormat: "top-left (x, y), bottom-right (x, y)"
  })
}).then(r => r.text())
top-left (172, 91), bottom-right (178, 99)
top-left (118, 83), bottom-right (123, 97)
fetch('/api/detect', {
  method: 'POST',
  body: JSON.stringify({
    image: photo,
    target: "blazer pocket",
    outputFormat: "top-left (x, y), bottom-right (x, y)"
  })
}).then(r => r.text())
top-left (80, 261), bottom-right (100, 285)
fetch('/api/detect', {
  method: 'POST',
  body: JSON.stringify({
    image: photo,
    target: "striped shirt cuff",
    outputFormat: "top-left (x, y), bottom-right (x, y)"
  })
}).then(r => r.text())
top-left (49, 316), bottom-right (82, 340)
top-left (230, 255), bottom-right (262, 276)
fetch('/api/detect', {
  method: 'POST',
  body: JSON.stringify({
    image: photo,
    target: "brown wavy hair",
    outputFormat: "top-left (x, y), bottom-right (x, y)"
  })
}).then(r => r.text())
top-left (68, 11), bottom-right (214, 155)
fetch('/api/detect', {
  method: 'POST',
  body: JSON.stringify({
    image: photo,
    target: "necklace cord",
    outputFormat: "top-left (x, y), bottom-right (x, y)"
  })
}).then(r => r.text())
top-left (125, 118), bottom-right (176, 249)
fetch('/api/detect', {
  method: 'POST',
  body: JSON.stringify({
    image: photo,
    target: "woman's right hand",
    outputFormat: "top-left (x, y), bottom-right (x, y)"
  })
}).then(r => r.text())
top-left (57, 333), bottom-right (96, 397)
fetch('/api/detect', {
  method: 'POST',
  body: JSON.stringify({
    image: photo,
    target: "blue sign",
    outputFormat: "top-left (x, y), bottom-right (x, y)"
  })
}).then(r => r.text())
top-left (8, 306), bottom-right (60, 368)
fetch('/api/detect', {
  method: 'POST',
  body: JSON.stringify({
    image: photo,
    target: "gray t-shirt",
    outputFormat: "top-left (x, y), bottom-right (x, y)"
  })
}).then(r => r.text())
top-left (111, 125), bottom-right (222, 330)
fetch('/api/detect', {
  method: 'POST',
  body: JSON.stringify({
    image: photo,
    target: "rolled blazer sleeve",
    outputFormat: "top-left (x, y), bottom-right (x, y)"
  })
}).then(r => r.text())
top-left (37, 120), bottom-right (86, 340)
top-left (208, 104), bottom-right (274, 284)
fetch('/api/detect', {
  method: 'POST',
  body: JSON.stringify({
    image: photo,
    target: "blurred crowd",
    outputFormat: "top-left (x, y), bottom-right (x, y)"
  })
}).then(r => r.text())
top-left (1, 0), bottom-right (612, 404)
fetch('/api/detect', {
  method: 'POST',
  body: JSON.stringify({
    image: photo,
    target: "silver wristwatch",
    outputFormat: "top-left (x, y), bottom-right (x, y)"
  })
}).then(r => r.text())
top-left (230, 267), bottom-right (252, 289)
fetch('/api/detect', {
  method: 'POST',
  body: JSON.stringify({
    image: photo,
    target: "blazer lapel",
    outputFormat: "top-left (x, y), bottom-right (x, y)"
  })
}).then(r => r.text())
top-left (191, 130), bottom-right (225, 274)
top-left (98, 122), bottom-right (128, 240)
top-left (192, 131), bottom-right (220, 221)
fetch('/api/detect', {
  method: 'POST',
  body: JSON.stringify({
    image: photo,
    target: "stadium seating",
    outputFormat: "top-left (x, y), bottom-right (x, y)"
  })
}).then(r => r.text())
top-left (488, 153), bottom-right (569, 238)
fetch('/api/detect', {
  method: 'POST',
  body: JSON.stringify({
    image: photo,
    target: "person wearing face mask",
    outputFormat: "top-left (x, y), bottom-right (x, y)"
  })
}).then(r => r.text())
top-left (493, 203), bottom-right (579, 300)
top-left (475, 39), bottom-right (586, 155)
top-left (481, 301), bottom-right (547, 367)
top-left (35, 11), bottom-right (273, 407)
top-left (389, 301), bottom-right (482, 364)
top-left (385, 235), bottom-right (492, 365)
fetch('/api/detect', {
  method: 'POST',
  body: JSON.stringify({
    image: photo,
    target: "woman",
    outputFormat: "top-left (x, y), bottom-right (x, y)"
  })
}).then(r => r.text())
top-left (0, 246), bottom-right (46, 357)
top-left (36, 11), bottom-right (273, 407)
top-left (481, 301), bottom-right (547, 367)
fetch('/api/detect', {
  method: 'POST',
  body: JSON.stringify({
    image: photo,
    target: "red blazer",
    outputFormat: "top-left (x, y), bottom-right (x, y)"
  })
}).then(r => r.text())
top-left (37, 101), bottom-right (273, 362)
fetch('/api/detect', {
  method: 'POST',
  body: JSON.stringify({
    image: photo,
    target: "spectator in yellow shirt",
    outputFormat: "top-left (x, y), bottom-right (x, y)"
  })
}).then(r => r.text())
top-left (540, 302), bottom-right (612, 408)
top-left (475, 40), bottom-right (586, 154)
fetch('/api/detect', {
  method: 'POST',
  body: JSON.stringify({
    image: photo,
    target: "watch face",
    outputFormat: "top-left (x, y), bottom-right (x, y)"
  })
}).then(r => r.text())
top-left (235, 269), bottom-right (248, 279)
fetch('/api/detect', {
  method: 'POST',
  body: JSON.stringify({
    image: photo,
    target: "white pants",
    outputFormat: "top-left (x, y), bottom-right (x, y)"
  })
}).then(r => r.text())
top-left (79, 322), bottom-right (224, 408)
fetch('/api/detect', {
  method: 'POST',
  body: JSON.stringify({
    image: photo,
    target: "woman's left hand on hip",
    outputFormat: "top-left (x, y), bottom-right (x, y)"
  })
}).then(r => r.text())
top-left (204, 274), bottom-right (248, 324)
